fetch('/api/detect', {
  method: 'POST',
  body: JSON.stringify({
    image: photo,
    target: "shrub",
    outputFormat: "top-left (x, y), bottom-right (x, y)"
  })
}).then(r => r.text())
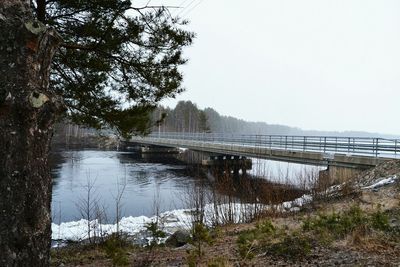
top-left (302, 205), bottom-right (394, 244)
top-left (186, 222), bottom-right (213, 266)
top-left (256, 220), bottom-right (275, 234)
top-left (266, 232), bottom-right (312, 260)
top-left (207, 257), bottom-right (231, 267)
top-left (237, 220), bottom-right (275, 260)
top-left (370, 209), bottom-right (390, 231)
top-left (102, 234), bottom-right (130, 266)
top-left (237, 229), bottom-right (258, 259)
top-left (237, 220), bottom-right (313, 261)
top-left (145, 221), bottom-right (166, 248)
top-left (191, 222), bottom-right (212, 256)
top-left (303, 205), bottom-right (367, 238)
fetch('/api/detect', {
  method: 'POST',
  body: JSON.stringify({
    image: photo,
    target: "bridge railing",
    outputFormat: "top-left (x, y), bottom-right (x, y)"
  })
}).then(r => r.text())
top-left (145, 132), bottom-right (400, 158)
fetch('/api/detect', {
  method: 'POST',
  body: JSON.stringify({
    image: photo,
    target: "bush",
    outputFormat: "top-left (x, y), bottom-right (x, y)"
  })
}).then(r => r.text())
top-left (256, 220), bottom-right (275, 234)
top-left (266, 232), bottom-right (312, 260)
top-left (237, 220), bottom-right (276, 260)
top-left (237, 220), bottom-right (313, 261)
top-left (207, 257), bottom-right (231, 267)
top-left (186, 222), bottom-right (213, 266)
top-left (191, 222), bottom-right (212, 255)
top-left (370, 209), bottom-right (390, 231)
top-left (145, 221), bottom-right (166, 248)
top-left (237, 220), bottom-right (276, 259)
top-left (302, 205), bottom-right (393, 243)
top-left (101, 234), bottom-right (130, 266)
top-left (237, 230), bottom-right (258, 260)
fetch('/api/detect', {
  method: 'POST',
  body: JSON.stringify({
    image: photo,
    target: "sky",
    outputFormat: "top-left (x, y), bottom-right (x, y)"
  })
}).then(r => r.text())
top-left (144, 0), bottom-right (400, 135)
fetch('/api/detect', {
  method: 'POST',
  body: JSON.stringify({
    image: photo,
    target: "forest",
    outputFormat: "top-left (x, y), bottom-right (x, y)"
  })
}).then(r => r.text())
top-left (149, 101), bottom-right (398, 138)
top-left (53, 100), bottom-right (399, 143)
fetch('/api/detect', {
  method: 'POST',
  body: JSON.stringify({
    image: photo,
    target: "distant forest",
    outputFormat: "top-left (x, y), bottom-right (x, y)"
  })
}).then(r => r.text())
top-left (53, 100), bottom-right (398, 141)
top-left (150, 101), bottom-right (398, 139)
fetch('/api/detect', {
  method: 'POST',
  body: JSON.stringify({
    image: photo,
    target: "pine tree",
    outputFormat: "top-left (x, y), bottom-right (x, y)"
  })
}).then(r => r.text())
top-left (0, 1), bottom-right (193, 265)
top-left (41, 0), bottom-right (194, 136)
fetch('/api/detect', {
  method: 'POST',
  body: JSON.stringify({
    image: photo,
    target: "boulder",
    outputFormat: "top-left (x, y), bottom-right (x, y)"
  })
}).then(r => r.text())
top-left (165, 229), bottom-right (191, 247)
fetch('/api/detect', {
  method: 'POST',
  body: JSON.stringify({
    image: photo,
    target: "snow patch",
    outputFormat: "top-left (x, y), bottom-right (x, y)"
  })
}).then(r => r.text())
top-left (362, 175), bottom-right (398, 190)
top-left (281, 194), bottom-right (312, 211)
top-left (52, 194), bottom-right (313, 242)
top-left (51, 210), bottom-right (191, 242)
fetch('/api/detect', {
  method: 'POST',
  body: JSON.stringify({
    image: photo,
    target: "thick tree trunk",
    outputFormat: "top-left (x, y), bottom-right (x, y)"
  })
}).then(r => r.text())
top-left (0, 1), bottom-right (63, 266)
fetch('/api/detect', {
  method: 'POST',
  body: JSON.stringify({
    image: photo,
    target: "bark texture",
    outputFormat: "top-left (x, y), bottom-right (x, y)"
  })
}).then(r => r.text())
top-left (0, 1), bottom-right (63, 266)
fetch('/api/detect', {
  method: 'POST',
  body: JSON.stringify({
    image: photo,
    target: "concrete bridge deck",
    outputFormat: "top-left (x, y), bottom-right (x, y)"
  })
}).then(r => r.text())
top-left (127, 133), bottom-right (400, 170)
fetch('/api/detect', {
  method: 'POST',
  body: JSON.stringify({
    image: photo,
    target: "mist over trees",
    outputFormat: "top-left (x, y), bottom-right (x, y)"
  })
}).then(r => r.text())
top-left (151, 101), bottom-right (398, 139)
top-left (53, 100), bottom-right (398, 140)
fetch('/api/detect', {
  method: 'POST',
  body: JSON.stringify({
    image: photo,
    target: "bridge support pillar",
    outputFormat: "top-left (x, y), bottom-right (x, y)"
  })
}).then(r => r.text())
top-left (202, 155), bottom-right (252, 181)
top-left (140, 146), bottom-right (179, 154)
top-left (319, 165), bottom-right (362, 188)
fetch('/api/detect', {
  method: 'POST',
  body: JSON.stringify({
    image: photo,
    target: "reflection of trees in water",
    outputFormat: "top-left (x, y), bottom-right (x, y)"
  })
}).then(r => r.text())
top-left (50, 150), bottom-right (87, 188)
top-left (116, 150), bottom-right (184, 165)
top-left (116, 152), bottom-right (141, 164)
top-left (194, 167), bottom-right (307, 206)
top-left (118, 152), bottom-right (189, 188)
top-left (128, 170), bottom-right (151, 187)
top-left (49, 151), bottom-right (65, 169)
top-left (50, 149), bottom-right (308, 224)
top-left (49, 151), bottom-right (66, 188)
top-left (65, 151), bottom-right (84, 166)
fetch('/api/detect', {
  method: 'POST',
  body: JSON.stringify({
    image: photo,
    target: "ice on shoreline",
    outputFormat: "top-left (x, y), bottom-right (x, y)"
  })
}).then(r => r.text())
top-left (52, 173), bottom-right (400, 242)
top-left (52, 194), bottom-right (313, 242)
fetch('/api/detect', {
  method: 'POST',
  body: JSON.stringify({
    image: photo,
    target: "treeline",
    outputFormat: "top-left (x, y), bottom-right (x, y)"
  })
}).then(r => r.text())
top-left (53, 101), bottom-right (398, 140)
top-left (151, 101), bottom-right (398, 138)
top-left (151, 101), bottom-right (211, 133)
top-left (150, 101), bottom-right (304, 134)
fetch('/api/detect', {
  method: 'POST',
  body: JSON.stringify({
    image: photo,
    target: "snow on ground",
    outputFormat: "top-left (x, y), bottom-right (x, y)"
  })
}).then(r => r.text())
top-left (281, 194), bottom-right (313, 211)
top-left (51, 194), bottom-right (313, 242)
top-left (362, 175), bottom-right (398, 190)
top-left (57, 173), bottom-right (400, 243)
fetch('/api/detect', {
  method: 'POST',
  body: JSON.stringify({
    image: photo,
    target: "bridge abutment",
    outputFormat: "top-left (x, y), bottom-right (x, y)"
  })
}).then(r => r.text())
top-left (318, 165), bottom-right (363, 189)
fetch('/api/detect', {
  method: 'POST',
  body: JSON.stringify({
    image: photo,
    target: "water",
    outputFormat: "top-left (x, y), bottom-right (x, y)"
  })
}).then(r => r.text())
top-left (51, 150), bottom-right (201, 223)
top-left (250, 157), bottom-right (325, 186)
top-left (51, 149), bottom-right (322, 224)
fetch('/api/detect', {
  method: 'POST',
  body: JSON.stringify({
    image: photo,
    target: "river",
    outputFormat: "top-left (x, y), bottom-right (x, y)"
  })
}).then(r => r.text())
top-left (50, 149), bottom-right (321, 224)
top-left (51, 149), bottom-right (204, 223)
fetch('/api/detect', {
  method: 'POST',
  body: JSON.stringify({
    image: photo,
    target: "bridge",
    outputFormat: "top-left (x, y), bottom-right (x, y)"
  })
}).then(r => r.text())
top-left (127, 132), bottom-right (400, 181)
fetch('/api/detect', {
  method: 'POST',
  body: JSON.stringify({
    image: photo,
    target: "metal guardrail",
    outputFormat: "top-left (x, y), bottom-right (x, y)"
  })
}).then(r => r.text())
top-left (143, 132), bottom-right (400, 158)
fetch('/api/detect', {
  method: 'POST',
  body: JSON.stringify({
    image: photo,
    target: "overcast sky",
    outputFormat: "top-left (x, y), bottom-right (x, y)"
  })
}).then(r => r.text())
top-left (150, 0), bottom-right (400, 135)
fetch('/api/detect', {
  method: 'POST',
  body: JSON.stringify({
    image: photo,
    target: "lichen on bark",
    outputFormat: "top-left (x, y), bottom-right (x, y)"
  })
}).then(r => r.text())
top-left (24, 20), bottom-right (46, 35)
top-left (29, 91), bottom-right (49, 108)
top-left (0, 1), bottom-right (63, 266)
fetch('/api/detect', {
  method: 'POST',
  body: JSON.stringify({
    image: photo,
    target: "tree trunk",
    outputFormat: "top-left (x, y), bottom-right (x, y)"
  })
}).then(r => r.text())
top-left (0, 1), bottom-right (63, 266)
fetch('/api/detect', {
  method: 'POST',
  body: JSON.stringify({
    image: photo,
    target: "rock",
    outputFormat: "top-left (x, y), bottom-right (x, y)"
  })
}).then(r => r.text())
top-left (165, 229), bottom-right (191, 247)
top-left (172, 243), bottom-right (195, 251)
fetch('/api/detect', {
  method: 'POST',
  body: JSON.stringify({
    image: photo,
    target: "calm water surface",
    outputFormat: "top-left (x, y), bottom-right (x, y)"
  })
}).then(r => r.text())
top-left (51, 150), bottom-right (200, 223)
top-left (51, 149), bottom-right (322, 223)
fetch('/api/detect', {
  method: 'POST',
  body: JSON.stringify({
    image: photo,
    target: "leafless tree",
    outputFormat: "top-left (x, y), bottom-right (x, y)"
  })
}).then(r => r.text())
top-left (112, 176), bottom-right (127, 237)
top-left (75, 173), bottom-right (99, 243)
